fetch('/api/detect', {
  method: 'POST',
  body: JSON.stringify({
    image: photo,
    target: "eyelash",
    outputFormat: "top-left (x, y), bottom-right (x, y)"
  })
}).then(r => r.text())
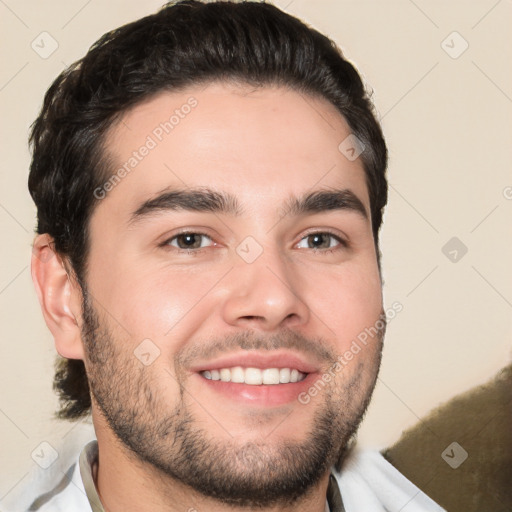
top-left (159, 230), bottom-right (214, 256)
top-left (298, 230), bottom-right (348, 254)
top-left (159, 230), bottom-right (348, 255)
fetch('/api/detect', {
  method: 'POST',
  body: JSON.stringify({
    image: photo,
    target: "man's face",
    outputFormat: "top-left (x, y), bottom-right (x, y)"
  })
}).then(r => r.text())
top-left (80, 82), bottom-right (384, 506)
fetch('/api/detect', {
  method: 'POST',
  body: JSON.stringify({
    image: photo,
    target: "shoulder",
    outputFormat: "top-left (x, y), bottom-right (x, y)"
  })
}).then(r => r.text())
top-left (26, 459), bottom-right (91, 512)
top-left (2, 435), bottom-right (96, 512)
top-left (332, 446), bottom-right (446, 511)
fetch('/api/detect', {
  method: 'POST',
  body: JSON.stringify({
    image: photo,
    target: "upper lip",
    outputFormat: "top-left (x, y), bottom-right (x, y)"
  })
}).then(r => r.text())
top-left (189, 350), bottom-right (320, 374)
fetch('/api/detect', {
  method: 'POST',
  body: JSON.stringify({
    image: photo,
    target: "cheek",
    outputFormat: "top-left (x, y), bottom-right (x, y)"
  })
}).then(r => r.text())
top-left (301, 261), bottom-right (382, 348)
top-left (102, 264), bottom-right (223, 346)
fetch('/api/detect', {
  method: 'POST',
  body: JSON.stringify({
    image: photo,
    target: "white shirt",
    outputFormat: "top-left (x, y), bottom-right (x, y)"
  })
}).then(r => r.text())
top-left (9, 440), bottom-right (446, 512)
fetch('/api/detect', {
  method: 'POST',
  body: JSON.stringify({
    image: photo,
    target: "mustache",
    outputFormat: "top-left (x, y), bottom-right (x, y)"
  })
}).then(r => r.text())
top-left (176, 328), bottom-right (337, 369)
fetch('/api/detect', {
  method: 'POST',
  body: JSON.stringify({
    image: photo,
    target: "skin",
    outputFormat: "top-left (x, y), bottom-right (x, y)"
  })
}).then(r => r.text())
top-left (32, 82), bottom-right (384, 511)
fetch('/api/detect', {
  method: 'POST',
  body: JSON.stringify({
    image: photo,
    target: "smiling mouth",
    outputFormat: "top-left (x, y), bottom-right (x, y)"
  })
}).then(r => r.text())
top-left (200, 366), bottom-right (308, 385)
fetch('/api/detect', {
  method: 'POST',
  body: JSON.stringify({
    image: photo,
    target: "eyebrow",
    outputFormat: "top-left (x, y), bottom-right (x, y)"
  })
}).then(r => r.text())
top-left (127, 187), bottom-right (242, 227)
top-left (127, 186), bottom-right (368, 227)
top-left (281, 188), bottom-right (368, 219)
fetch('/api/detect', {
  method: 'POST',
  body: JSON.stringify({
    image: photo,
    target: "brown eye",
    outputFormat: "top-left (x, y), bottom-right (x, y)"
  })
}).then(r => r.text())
top-left (167, 232), bottom-right (213, 250)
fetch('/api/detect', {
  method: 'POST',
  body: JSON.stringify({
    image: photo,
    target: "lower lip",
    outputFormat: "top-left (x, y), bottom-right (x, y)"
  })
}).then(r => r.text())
top-left (196, 372), bottom-right (318, 407)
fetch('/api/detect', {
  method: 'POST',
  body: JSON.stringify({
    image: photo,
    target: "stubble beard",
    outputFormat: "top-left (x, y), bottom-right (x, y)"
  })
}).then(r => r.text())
top-left (80, 289), bottom-right (383, 508)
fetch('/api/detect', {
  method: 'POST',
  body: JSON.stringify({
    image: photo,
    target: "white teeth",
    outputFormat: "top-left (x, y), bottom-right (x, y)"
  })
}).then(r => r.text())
top-left (231, 366), bottom-right (245, 383)
top-left (245, 368), bottom-right (263, 385)
top-left (262, 368), bottom-right (280, 385)
top-left (279, 368), bottom-right (290, 383)
top-left (201, 367), bottom-right (307, 385)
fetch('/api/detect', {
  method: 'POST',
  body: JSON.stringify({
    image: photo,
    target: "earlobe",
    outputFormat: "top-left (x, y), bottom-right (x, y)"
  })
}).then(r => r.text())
top-left (31, 234), bottom-right (84, 360)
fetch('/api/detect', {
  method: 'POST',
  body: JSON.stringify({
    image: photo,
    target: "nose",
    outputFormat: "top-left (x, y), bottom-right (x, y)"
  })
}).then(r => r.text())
top-left (220, 245), bottom-right (311, 331)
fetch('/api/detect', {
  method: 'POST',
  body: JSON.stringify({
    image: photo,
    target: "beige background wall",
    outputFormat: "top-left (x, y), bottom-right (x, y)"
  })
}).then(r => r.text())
top-left (1, 0), bottom-right (511, 502)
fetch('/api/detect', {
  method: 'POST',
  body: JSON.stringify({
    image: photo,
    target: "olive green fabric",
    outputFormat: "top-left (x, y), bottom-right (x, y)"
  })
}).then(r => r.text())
top-left (383, 364), bottom-right (512, 512)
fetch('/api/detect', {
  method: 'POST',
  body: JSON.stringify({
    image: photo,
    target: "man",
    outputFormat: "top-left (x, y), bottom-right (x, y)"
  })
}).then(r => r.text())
top-left (27, 1), bottom-right (445, 510)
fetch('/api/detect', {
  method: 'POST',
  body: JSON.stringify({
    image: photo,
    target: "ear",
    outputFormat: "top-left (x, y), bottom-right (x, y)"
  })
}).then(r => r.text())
top-left (31, 234), bottom-right (85, 359)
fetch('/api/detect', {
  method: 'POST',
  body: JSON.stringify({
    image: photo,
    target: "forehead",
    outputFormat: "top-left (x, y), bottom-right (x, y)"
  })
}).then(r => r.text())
top-left (95, 82), bottom-right (369, 222)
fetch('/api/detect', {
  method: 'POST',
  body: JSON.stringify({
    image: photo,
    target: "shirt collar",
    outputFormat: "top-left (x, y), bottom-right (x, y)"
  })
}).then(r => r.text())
top-left (79, 440), bottom-right (104, 512)
top-left (79, 441), bottom-right (344, 512)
